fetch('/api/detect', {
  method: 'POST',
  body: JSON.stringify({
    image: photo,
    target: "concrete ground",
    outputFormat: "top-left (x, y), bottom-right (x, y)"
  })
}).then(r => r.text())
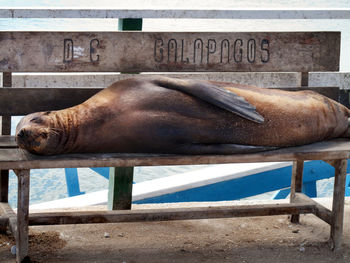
top-left (0, 198), bottom-right (349, 263)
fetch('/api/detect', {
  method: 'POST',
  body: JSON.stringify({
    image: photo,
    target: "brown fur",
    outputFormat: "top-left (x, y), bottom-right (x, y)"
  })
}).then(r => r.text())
top-left (15, 77), bottom-right (350, 155)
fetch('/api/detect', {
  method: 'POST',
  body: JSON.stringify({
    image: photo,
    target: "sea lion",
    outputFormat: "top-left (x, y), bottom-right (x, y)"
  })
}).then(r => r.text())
top-left (15, 76), bottom-right (350, 155)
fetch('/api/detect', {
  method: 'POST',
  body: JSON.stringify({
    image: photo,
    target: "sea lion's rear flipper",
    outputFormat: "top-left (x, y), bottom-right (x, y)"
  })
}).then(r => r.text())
top-left (174, 143), bottom-right (278, 155)
top-left (153, 77), bottom-right (264, 123)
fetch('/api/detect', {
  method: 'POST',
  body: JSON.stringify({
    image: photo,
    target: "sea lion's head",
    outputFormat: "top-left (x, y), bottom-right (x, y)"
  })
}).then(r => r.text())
top-left (15, 111), bottom-right (61, 155)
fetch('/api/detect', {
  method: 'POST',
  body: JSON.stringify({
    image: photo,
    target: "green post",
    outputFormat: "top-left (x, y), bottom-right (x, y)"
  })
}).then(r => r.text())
top-left (107, 18), bottom-right (142, 210)
top-left (108, 167), bottom-right (134, 210)
top-left (118, 18), bottom-right (143, 31)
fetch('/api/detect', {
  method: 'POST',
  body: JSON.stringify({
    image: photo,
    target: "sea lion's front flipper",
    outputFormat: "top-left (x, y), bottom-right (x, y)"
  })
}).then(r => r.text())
top-left (153, 77), bottom-right (264, 123)
top-left (174, 143), bottom-right (278, 155)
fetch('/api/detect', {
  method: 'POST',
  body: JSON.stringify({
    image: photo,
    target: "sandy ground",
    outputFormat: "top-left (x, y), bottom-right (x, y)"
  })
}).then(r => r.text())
top-left (0, 199), bottom-right (350, 263)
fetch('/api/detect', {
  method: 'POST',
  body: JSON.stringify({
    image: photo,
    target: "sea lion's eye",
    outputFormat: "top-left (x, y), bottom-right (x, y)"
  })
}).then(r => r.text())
top-left (41, 133), bottom-right (48, 139)
top-left (30, 117), bottom-right (43, 124)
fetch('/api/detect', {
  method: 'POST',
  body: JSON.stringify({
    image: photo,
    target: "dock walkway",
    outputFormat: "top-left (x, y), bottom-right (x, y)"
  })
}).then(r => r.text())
top-left (1, 198), bottom-right (349, 262)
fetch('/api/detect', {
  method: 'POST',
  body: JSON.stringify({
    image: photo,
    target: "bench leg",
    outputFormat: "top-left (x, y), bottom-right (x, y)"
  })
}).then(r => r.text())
top-left (0, 113), bottom-right (11, 203)
top-left (329, 159), bottom-right (347, 251)
top-left (290, 160), bottom-right (304, 223)
top-left (0, 170), bottom-right (9, 202)
top-left (14, 169), bottom-right (30, 263)
top-left (108, 167), bottom-right (134, 210)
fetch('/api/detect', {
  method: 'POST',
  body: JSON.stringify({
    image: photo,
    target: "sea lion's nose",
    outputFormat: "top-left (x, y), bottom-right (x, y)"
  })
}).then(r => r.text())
top-left (17, 129), bottom-right (29, 139)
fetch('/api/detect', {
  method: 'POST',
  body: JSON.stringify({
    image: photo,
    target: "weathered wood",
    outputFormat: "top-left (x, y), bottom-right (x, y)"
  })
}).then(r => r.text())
top-left (2, 72), bottom-right (12, 87)
top-left (11, 72), bottom-right (302, 88)
top-left (1, 139), bottom-right (350, 170)
top-left (0, 67), bottom-right (11, 202)
top-left (330, 159), bottom-right (347, 251)
top-left (0, 86), bottom-right (340, 116)
top-left (0, 171), bottom-right (8, 203)
top-left (0, 202), bottom-right (15, 216)
top-left (309, 72), bottom-right (350, 90)
top-left (0, 8), bottom-right (349, 19)
top-left (301, 72), bottom-right (309, 86)
top-left (290, 160), bottom-right (304, 223)
top-left (14, 169), bottom-right (30, 263)
top-left (0, 116), bottom-right (11, 136)
top-left (0, 202), bottom-right (15, 232)
top-left (0, 32), bottom-right (340, 72)
top-left (0, 72), bottom-right (12, 203)
top-left (293, 192), bottom-right (332, 224)
top-left (23, 203), bottom-right (315, 225)
top-left (322, 160), bottom-right (337, 168)
top-left (0, 136), bottom-right (17, 148)
top-left (108, 167), bottom-right (134, 210)
top-left (0, 88), bottom-right (100, 115)
top-left (0, 215), bottom-right (8, 230)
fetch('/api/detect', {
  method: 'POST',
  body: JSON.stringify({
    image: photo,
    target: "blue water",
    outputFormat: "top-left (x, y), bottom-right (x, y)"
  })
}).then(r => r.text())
top-left (2, 0), bottom-right (350, 207)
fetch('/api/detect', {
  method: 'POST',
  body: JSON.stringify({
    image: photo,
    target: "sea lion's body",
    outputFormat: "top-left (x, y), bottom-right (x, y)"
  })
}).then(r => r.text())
top-left (16, 77), bottom-right (350, 155)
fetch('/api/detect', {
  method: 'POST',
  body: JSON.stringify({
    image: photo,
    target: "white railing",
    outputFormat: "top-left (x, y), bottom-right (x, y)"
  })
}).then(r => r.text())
top-left (0, 8), bottom-right (349, 19)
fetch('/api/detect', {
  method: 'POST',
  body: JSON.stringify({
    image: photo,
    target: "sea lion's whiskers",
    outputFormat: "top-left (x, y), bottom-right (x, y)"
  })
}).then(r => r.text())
top-left (49, 128), bottom-right (62, 135)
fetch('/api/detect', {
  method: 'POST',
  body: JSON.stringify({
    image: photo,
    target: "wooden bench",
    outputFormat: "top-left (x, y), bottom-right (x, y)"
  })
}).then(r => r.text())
top-left (0, 27), bottom-right (347, 262)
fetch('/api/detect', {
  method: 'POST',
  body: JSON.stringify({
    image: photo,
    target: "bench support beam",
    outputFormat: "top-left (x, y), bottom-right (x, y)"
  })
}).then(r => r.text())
top-left (290, 160), bottom-right (304, 223)
top-left (330, 159), bottom-right (347, 251)
top-left (0, 72), bottom-right (11, 204)
top-left (0, 203), bottom-right (315, 226)
top-left (108, 167), bottom-right (134, 210)
top-left (293, 192), bottom-right (332, 224)
top-left (14, 169), bottom-right (30, 263)
top-left (107, 18), bottom-right (142, 211)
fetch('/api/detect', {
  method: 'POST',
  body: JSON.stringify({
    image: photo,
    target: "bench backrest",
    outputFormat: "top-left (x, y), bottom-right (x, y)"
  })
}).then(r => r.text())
top-left (0, 31), bottom-right (341, 115)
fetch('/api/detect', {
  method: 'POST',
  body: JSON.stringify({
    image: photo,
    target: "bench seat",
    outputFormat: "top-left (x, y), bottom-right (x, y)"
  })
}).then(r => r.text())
top-left (0, 137), bottom-right (349, 169)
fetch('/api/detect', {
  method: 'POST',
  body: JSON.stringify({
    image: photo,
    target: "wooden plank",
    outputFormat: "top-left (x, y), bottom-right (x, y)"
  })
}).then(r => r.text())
top-left (0, 139), bottom-right (350, 170)
top-left (290, 160), bottom-right (304, 223)
top-left (293, 193), bottom-right (332, 224)
top-left (0, 136), bottom-right (17, 148)
top-left (0, 32), bottom-right (340, 72)
top-left (0, 8), bottom-right (349, 19)
top-left (26, 203), bottom-right (315, 225)
top-left (14, 169), bottom-right (30, 263)
top-left (309, 72), bottom-right (350, 90)
top-left (0, 215), bottom-right (8, 231)
top-left (0, 88), bottom-right (100, 115)
top-left (2, 72), bottom-right (12, 87)
top-left (0, 171), bottom-right (8, 203)
top-left (108, 167), bottom-right (134, 210)
top-left (0, 202), bottom-right (17, 234)
top-left (0, 202), bottom-right (15, 232)
top-left (11, 72), bottom-right (302, 88)
top-left (0, 202), bottom-right (15, 216)
top-left (301, 72), bottom-right (309, 86)
top-left (0, 203), bottom-right (18, 245)
top-left (0, 86), bottom-right (339, 116)
top-left (322, 160), bottom-right (337, 168)
top-left (0, 71), bottom-right (11, 205)
top-left (330, 159), bottom-right (347, 251)
top-left (1, 72), bottom-right (12, 138)
top-left (0, 116), bottom-right (11, 135)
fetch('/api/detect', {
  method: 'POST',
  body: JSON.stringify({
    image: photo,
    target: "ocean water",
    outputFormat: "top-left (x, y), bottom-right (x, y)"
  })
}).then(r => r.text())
top-left (2, 0), bottom-right (350, 207)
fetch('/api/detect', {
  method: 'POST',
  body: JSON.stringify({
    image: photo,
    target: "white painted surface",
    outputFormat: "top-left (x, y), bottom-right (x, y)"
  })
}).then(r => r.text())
top-left (1, 8), bottom-right (350, 19)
